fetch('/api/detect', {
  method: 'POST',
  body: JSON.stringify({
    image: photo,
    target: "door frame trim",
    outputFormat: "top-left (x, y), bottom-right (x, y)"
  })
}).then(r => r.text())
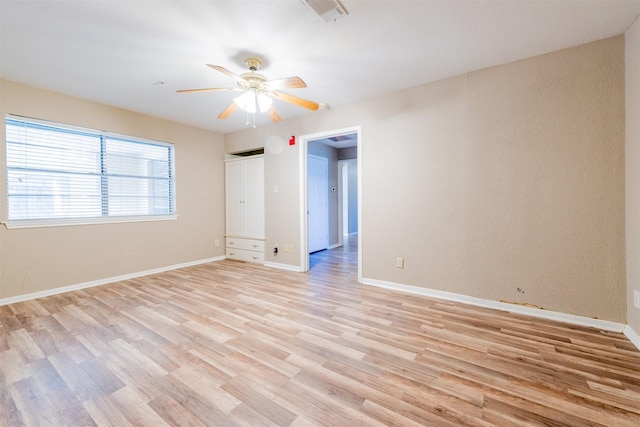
top-left (298, 125), bottom-right (362, 282)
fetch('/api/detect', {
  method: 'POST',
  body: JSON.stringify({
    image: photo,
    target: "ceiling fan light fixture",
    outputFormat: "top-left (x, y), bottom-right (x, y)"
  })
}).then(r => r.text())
top-left (257, 93), bottom-right (273, 112)
top-left (179, 58), bottom-right (319, 126)
top-left (234, 91), bottom-right (255, 112)
top-left (233, 91), bottom-right (272, 113)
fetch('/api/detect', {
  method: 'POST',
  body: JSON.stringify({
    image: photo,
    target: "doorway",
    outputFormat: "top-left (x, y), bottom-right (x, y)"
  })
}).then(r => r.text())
top-left (299, 126), bottom-right (361, 281)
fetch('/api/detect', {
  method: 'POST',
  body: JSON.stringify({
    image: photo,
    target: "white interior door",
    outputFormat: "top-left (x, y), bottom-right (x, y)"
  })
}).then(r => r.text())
top-left (244, 157), bottom-right (264, 238)
top-left (225, 160), bottom-right (245, 236)
top-left (308, 155), bottom-right (329, 253)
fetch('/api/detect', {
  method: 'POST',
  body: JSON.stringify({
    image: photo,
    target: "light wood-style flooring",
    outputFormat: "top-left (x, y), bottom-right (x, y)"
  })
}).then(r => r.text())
top-left (1, 237), bottom-right (639, 426)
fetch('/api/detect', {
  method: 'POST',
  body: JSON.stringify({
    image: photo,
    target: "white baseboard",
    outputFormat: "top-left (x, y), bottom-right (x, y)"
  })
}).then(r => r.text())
top-left (264, 261), bottom-right (302, 272)
top-left (362, 277), bottom-right (626, 334)
top-left (328, 243), bottom-right (342, 249)
top-left (0, 256), bottom-right (224, 307)
top-left (624, 325), bottom-right (640, 350)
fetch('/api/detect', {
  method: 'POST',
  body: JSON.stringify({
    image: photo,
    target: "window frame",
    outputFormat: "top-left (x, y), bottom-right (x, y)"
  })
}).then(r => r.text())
top-left (3, 115), bottom-right (178, 229)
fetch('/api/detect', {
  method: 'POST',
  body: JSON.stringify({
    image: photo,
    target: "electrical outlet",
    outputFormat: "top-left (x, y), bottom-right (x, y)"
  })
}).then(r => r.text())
top-left (214, 239), bottom-right (220, 247)
top-left (396, 257), bottom-right (404, 268)
top-left (635, 290), bottom-right (640, 309)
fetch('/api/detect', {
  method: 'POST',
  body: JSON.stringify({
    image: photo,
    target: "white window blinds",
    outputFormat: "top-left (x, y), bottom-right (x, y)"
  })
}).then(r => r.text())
top-left (5, 116), bottom-right (176, 225)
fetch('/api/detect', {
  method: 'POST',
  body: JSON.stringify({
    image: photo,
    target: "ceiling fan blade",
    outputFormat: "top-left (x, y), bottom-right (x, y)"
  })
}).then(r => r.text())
top-left (266, 107), bottom-right (282, 123)
top-left (218, 102), bottom-right (238, 120)
top-left (272, 91), bottom-right (320, 111)
top-left (176, 87), bottom-right (237, 94)
top-left (207, 64), bottom-right (246, 83)
top-left (264, 76), bottom-right (307, 90)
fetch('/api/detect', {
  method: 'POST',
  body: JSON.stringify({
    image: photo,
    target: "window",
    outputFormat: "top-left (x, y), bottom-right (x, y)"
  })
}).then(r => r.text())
top-left (5, 116), bottom-right (176, 227)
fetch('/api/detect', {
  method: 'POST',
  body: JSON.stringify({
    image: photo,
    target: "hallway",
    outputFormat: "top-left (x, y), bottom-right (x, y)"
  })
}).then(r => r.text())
top-left (308, 235), bottom-right (358, 281)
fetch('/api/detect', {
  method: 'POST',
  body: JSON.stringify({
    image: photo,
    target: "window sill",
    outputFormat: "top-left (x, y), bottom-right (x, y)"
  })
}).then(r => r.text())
top-left (2, 214), bottom-right (179, 229)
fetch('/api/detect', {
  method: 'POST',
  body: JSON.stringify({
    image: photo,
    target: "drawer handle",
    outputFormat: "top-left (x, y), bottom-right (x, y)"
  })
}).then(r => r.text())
top-left (229, 252), bottom-right (235, 256)
top-left (252, 256), bottom-right (259, 260)
top-left (229, 241), bottom-right (235, 245)
top-left (252, 244), bottom-right (259, 248)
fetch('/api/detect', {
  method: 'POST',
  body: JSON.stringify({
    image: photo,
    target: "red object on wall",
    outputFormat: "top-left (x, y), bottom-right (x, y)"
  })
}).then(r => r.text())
top-left (289, 136), bottom-right (296, 146)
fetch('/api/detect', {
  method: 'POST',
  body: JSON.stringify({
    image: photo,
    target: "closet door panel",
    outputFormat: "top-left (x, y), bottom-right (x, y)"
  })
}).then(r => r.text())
top-left (244, 157), bottom-right (264, 239)
top-left (225, 159), bottom-right (246, 237)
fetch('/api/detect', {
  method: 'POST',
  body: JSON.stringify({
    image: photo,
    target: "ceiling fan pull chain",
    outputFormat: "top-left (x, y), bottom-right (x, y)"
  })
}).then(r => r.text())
top-left (244, 108), bottom-right (257, 128)
top-left (252, 91), bottom-right (258, 128)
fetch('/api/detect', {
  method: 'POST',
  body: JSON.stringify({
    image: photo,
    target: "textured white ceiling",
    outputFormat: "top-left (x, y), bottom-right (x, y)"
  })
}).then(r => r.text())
top-left (1, 0), bottom-right (639, 134)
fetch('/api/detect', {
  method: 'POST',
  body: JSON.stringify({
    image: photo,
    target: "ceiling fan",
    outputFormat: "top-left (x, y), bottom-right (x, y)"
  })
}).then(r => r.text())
top-left (177, 58), bottom-right (320, 124)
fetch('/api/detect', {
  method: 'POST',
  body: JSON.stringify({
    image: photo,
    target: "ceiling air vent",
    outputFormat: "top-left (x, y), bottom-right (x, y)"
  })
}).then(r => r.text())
top-left (301, 0), bottom-right (349, 22)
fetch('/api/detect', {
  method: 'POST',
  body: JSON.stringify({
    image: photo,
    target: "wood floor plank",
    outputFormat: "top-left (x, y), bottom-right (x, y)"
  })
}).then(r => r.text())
top-left (155, 373), bottom-right (240, 426)
top-left (44, 352), bottom-right (102, 402)
top-left (223, 375), bottom-right (298, 426)
top-left (0, 236), bottom-right (639, 425)
top-left (0, 348), bottom-right (29, 385)
top-left (147, 394), bottom-right (208, 427)
top-left (110, 385), bottom-right (169, 427)
top-left (82, 395), bottom-right (136, 427)
top-left (359, 398), bottom-right (428, 427)
top-left (0, 376), bottom-right (22, 427)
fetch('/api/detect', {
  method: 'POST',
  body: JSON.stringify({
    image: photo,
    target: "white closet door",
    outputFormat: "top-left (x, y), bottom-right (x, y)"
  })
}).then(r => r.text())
top-left (244, 156), bottom-right (264, 239)
top-left (308, 155), bottom-right (329, 253)
top-left (225, 159), bottom-right (245, 237)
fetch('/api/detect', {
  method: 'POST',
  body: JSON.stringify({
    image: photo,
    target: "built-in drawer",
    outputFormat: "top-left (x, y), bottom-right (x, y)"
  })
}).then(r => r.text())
top-left (226, 237), bottom-right (264, 252)
top-left (226, 248), bottom-right (265, 263)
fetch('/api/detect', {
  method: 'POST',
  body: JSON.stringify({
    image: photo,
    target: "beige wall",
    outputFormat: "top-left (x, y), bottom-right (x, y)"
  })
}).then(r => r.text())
top-left (226, 36), bottom-right (626, 323)
top-left (626, 18), bottom-right (640, 334)
top-left (0, 80), bottom-right (226, 299)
